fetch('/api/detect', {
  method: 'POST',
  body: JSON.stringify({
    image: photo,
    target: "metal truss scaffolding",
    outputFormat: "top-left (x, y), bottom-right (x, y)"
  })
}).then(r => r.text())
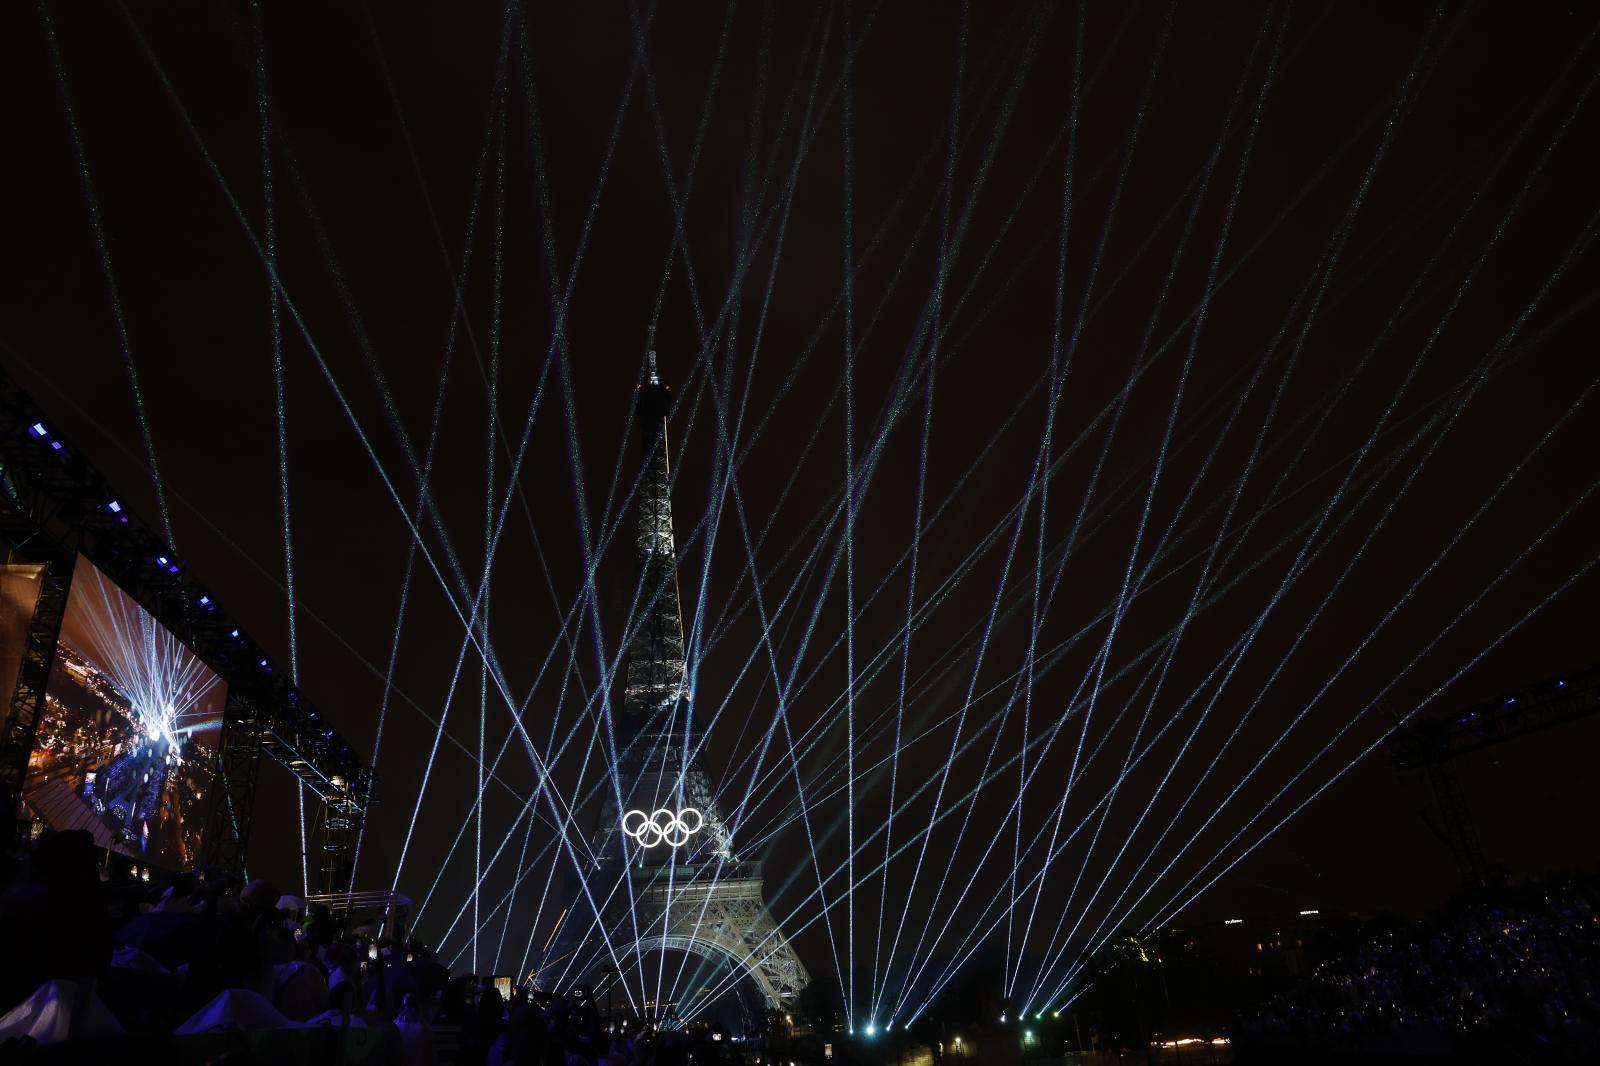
top-left (0, 366), bottom-right (372, 891)
top-left (1391, 662), bottom-right (1600, 884)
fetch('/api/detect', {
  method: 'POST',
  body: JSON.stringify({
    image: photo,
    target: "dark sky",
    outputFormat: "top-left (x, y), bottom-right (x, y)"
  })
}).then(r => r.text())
top-left (3, 0), bottom-right (1598, 1015)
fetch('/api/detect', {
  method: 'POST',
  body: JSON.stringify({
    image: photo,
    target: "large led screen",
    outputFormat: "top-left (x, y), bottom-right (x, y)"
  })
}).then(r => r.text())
top-left (23, 554), bottom-right (225, 870)
top-left (0, 562), bottom-right (46, 733)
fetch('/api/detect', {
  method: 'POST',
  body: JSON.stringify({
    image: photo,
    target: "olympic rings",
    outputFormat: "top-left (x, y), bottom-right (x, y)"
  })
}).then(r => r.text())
top-left (622, 806), bottom-right (704, 848)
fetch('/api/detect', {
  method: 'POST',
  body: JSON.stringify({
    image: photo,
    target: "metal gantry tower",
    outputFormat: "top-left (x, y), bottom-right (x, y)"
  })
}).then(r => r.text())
top-left (0, 365), bottom-right (371, 889)
top-left (1390, 663), bottom-right (1600, 884)
top-left (552, 354), bottom-right (808, 1010)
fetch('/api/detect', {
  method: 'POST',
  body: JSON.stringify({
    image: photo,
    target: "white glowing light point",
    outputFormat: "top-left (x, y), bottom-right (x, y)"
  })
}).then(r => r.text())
top-left (622, 807), bottom-right (704, 848)
top-left (67, 562), bottom-right (225, 756)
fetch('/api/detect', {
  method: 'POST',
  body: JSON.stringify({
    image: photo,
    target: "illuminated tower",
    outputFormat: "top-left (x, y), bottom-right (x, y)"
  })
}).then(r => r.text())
top-left (589, 352), bottom-right (736, 866)
top-left (554, 353), bottom-right (808, 1009)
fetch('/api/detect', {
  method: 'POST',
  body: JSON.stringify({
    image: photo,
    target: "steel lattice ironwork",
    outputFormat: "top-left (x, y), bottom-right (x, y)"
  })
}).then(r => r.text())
top-left (554, 358), bottom-right (809, 1009)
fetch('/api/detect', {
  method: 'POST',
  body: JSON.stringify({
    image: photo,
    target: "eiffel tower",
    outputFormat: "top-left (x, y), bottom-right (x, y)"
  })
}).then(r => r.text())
top-left (547, 354), bottom-right (808, 1011)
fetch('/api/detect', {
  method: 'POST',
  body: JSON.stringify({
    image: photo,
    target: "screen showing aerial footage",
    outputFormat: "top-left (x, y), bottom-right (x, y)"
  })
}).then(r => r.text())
top-left (23, 554), bottom-right (225, 870)
top-left (0, 562), bottom-right (46, 734)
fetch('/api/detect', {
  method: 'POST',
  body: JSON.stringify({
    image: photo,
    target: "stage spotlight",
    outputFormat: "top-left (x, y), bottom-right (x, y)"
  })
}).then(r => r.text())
top-left (28, 423), bottom-right (63, 451)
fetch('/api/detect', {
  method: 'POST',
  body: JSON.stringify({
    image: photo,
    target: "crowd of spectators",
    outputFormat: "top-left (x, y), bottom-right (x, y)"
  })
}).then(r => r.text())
top-left (0, 827), bottom-right (747, 1064)
top-left (1238, 874), bottom-right (1600, 1061)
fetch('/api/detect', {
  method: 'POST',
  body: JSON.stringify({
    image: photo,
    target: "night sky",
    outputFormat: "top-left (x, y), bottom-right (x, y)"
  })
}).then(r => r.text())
top-left (3, 0), bottom-right (1598, 1015)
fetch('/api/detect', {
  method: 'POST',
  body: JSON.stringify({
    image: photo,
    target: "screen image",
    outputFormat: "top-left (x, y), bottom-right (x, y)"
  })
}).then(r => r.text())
top-left (0, 562), bottom-right (46, 733)
top-left (23, 554), bottom-right (226, 870)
